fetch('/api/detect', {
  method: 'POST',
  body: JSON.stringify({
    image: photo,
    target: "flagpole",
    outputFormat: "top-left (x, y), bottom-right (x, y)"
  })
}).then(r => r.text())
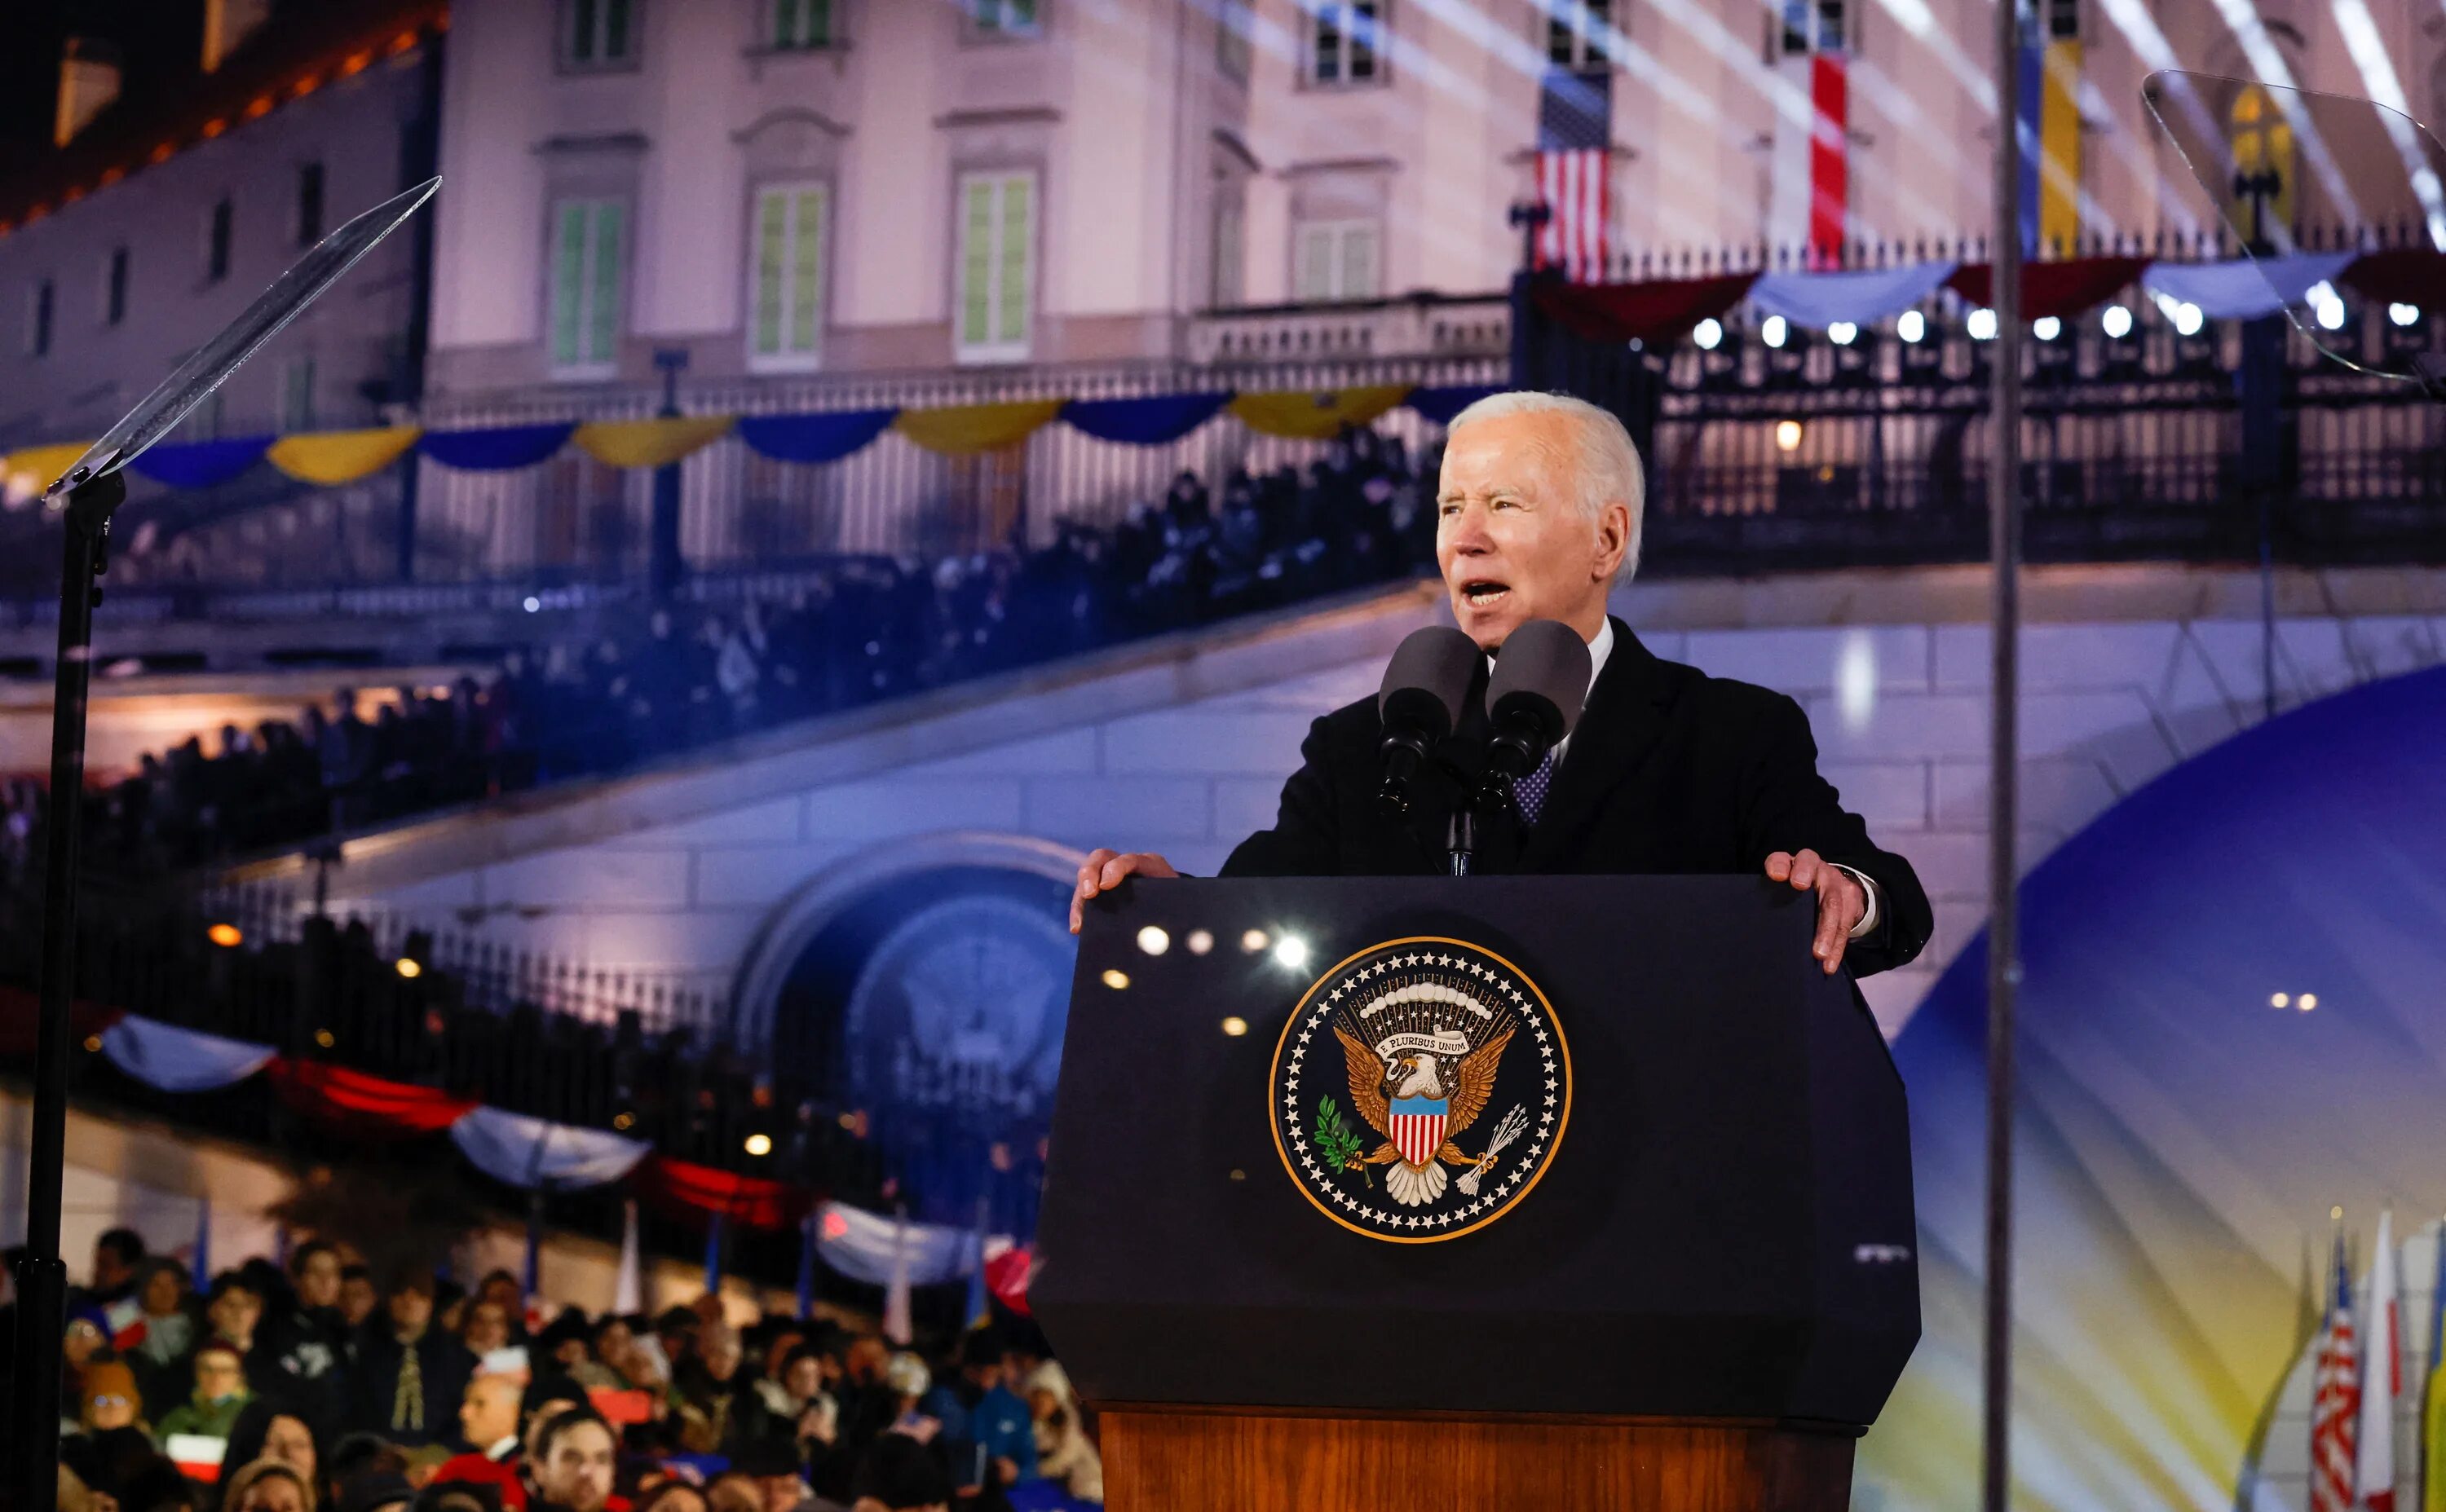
top-left (1979, 1), bottom-right (2028, 1510)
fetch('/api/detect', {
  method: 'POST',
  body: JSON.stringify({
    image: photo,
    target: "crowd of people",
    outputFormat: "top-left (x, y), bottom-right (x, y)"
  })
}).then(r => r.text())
top-left (15, 1228), bottom-right (1101, 1512)
top-left (2, 433), bottom-right (1433, 875)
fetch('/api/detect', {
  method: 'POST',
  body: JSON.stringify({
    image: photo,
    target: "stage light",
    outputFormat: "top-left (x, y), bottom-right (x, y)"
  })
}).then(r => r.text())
top-left (2271, 992), bottom-right (2289, 1007)
top-left (2333, 1206), bottom-right (2345, 1220)
top-left (1185, 928), bottom-right (1214, 955)
top-left (395, 958), bottom-right (422, 979)
top-left (1240, 928), bottom-right (1269, 953)
top-left (1774, 419), bottom-right (1804, 453)
top-left (1966, 308), bottom-right (1998, 341)
top-left (1272, 935), bottom-right (1311, 970)
top-left (208, 923), bottom-right (243, 948)
top-left (82, 1035), bottom-right (102, 1053)
top-left (2032, 315), bottom-right (2061, 342)
top-left (2311, 285), bottom-right (2347, 331)
top-left (1101, 968), bottom-right (1130, 990)
top-left (1136, 925), bottom-right (1171, 955)
top-left (1896, 310), bottom-right (1926, 344)
top-left (2100, 304), bottom-right (2133, 339)
top-left (2390, 302), bottom-right (2421, 327)
top-left (314, 1029), bottom-right (334, 1047)
top-left (612, 1112), bottom-right (635, 1130)
top-left (1693, 318), bottom-right (1724, 350)
top-left (2173, 302), bottom-right (2205, 337)
top-left (744, 1132), bottom-right (772, 1157)
top-left (1221, 1016), bottom-right (1248, 1037)
top-left (1826, 321), bottom-right (1857, 346)
top-left (523, 596), bottom-right (541, 613)
top-left (1760, 315), bottom-right (1789, 349)
top-left (2298, 992), bottom-right (2318, 1011)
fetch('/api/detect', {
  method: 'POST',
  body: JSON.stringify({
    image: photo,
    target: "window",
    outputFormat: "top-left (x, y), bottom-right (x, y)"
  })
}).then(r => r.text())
top-left (281, 355), bottom-right (316, 431)
top-left (1212, 192), bottom-right (1245, 308)
top-left (1218, 0), bottom-right (1252, 79)
top-left (205, 197), bottom-right (233, 283)
top-left (2045, 0), bottom-right (2077, 40)
top-left (955, 170), bottom-right (1035, 360)
top-left (1292, 218), bottom-right (1380, 302)
top-left (549, 198), bottom-right (627, 377)
top-left (748, 183), bottom-right (828, 370)
top-left (1779, 0), bottom-right (1843, 54)
top-left (563, 0), bottom-right (637, 68)
top-left (1309, 1), bottom-right (1382, 84)
top-left (28, 279), bottom-right (52, 357)
top-left (1548, 0), bottom-right (1614, 69)
top-left (295, 162), bottom-right (325, 246)
top-left (772, 0), bottom-right (832, 49)
top-left (104, 246), bottom-right (128, 326)
top-left (2227, 83), bottom-right (2295, 246)
top-left (973, 0), bottom-right (1040, 37)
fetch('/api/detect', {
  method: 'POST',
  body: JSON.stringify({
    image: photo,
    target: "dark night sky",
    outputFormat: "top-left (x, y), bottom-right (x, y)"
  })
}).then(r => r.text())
top-left (0, 1), bottom-right (208, 184)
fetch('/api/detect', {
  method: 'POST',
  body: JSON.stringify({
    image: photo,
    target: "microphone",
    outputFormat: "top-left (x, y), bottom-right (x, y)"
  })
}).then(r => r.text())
top-left (1375, 626), bottom-right (1485, 816)
top-left (1475, 619), bottom-right (1593, 813)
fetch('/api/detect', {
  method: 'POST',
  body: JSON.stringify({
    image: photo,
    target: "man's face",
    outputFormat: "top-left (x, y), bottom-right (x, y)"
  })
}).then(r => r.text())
top-left (263, 1415), bottom-right (316, 1475)
top-left (1435, 411), bottom-right (1627, 653)
top-left (341, 1274), bottom-right (377, 1325)
top-left (464, 1301), bottom-right (510, 1354)
top-left (480, 1276), bottom-right (522, 1311)
top-left (86, 1386), bottom-right (139, 1430)
top-left (704, 1336), bottom-right (742, 1383)
top-left (757, 1475), bottom-right (801, 1512)
top-left (93, 1244), bottom-right (133, 1291)
top-left (195, 1349), bottom-right (245, 1403)
top-left (536, 1423), bottom-right (616, 1512)
top-left (296, 1252), bottom-right (342, 1311)
top-left (210, 1286), bottom-right (262, 1341)
top-left (388, 1286), bottom-right (434, 1337)
top-left (459, 1378), bottom-right (522, 1448)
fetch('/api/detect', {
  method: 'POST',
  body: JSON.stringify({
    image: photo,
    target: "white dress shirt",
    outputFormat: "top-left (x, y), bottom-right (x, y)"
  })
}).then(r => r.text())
top-left (1495, 618), bottom-right (1882, 941)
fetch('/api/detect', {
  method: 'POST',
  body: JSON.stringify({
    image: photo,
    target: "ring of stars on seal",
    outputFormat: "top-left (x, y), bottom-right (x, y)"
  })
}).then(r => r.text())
top-left (1268, 935), bottom-right (1572, 1244)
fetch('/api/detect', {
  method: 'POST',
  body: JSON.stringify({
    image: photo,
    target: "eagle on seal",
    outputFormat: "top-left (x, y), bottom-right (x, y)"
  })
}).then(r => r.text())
top-left (1331, 1022), bottom-right (1514, 1206)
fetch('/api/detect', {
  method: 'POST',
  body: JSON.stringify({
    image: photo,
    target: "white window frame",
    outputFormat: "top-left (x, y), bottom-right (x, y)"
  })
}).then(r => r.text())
top-left (1546, 0), bottom-right (1615, 70)
top-left (1212, 190), bottom-right (1246, 309)
top-left (747, 180), bottom-right (829, 372)
top-left (970, 0), bottom-right (1043, 40)
top-left (954, 169), bottom-right (1038, 364)
top-left (1779, 0), bottom-right (1844, 55)
top-left (561, 0), bottom-right (638, 71)
top-left (1291, 217), bottom-right (1382, 303)
top-left (770, 0), bottom-right (835, 51)
top-left (1305, 1), bottom-right (1385, 86)
top-left (548, 197), bottom-right (628, 380)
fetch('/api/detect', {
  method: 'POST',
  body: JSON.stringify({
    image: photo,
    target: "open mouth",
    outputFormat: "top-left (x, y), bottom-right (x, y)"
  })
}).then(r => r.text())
top-left (1460, 579), bottom-right (1511, 610)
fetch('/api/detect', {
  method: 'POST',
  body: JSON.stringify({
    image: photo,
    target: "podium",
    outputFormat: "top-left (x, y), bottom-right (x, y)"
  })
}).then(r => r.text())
top-left (1033, 875), bottom-right (1918, 1511)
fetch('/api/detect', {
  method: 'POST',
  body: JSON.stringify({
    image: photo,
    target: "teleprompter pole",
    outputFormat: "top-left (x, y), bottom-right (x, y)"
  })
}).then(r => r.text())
top-left (1981, 4), bottom-right (2027, 1512)
top-left (9, 469), bottom-right (126, 1512)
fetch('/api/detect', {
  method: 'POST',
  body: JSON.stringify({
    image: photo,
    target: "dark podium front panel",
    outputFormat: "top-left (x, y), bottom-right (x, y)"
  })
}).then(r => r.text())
top-left (1032, 875), bottom-right (1918, 1428)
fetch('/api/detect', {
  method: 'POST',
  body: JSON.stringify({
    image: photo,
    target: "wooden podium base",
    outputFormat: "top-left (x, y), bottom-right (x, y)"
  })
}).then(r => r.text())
top-left (1098, 1404), bottom-right (1858, 1512)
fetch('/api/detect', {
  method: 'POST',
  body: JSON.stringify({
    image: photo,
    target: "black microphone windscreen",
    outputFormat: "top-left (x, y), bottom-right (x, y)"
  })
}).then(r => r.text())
top-left (1377, 625), bottom-right (1484, 741)
top-left (1486, 619), bottom-right (1594, 738)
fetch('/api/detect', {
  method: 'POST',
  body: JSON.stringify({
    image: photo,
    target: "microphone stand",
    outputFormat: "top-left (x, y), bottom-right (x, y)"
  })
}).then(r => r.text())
top-left (11, 469), bottom-right (126, 1512)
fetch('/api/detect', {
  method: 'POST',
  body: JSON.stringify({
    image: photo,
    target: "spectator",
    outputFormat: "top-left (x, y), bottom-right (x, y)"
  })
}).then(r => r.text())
top-left (917, 1331), bottom-right (1032, 1488)
top-left (75, 1357), bottom-right (145, 1434)
top-left (338, 1266), bottom-right (380, 1332)
top-left (205, 1276), bottom-right (265, 1365)
top-left (155, 1342), bottom-right (253, 1443)
top-left (753, 1348), bottom-right (837, 1466)
top-left (128, 1259), bottom-right (200, 1410)
top-left (254, 1243), bottom-right (349, 1414)
top-left (335, 1472), bottom-right (415, 1512)
top-left (223, 1459), bottom-right (316, 1512)
top-left (348, 1272), bottom-right (475, 1448)
top-left (91, 1228), bottom-right (148, 1305)
top-left (527, 1408), bottom-right (617, 1512)
top-left (726, 1439), bottom-right (841, 1512)
top-left (223, 1401), bottom-right (323, 1495)
top-left (1022, 1364), bottom-right (1098, 1505)
top-left (455, 1375), bottom-right (524, 1461)
top-left (846, 1435), bottom-right (953, 1512)
top-left (672, 1322), bottom-right (770, 1453)
top-left (632, 1484), bottom-right (709, 1512)
top-left (461, 1300), bottom-right (513, 1360)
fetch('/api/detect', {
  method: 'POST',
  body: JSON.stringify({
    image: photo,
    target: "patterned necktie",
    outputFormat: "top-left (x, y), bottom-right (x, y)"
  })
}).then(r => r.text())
top-left (392, 1338), bottom-right (423, 1432)
top-left (1512, 747), bottom-right (1558, 827)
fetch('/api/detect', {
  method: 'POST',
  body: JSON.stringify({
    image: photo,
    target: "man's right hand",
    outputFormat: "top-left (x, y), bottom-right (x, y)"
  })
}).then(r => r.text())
top-left (1070, 849), bottom-right (1180, 932)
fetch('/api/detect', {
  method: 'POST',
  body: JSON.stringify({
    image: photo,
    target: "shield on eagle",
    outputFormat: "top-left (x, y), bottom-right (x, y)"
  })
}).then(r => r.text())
top-left (1389, 1096), bottom-right (1449, 1166)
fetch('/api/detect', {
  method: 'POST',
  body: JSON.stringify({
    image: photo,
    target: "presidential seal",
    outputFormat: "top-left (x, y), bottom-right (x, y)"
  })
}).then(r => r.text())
top-left (1269, 936), bottom-right (1570, 1243)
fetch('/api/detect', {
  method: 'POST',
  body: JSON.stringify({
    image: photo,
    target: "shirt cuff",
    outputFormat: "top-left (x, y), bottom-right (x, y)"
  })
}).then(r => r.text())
top-left (1832, 863), bottom-right (1881, 941)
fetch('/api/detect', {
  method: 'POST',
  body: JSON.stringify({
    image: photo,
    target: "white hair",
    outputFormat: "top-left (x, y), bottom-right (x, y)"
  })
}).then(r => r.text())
top-left (1445, 390), bottom-right (1646, 583)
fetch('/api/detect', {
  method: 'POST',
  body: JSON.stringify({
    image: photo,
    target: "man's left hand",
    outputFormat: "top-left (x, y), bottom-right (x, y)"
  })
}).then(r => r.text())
top-left (1764, 849), bottom-right (1865, 975)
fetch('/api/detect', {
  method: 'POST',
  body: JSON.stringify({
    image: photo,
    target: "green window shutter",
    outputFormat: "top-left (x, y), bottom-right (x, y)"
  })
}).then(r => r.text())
top-left (996, 175), bottom-right (1031, 345)
top-left (588, 202), bottom-right (625, 366)
top-left (753, 191), bottom-right (788, 356)
top-left (604, 0), bottom-right (631, 60)
top-left (552, 201), bottom-right (589, 367)
top-left (774, 0), bottom-right (797, 46)
top-left (961, 179), bottom-right (996, 346)
top-left (1010, 0), bottom-right (1039, 28)
top-left (790, 188), bottom-right (825, 354)
top-left (809, 0), bottom-right (832, 43)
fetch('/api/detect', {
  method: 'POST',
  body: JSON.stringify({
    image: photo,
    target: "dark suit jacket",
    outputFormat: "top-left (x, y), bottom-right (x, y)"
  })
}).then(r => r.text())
top-left (1219, 617), bottom-right (1933, 978)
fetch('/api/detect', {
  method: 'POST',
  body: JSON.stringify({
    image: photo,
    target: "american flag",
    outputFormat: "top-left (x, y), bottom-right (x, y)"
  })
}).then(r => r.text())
top-left (1535, 68), bottom-right (1611, 283)
top-left (2316, 1232), bottom-right (2363, 1512)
